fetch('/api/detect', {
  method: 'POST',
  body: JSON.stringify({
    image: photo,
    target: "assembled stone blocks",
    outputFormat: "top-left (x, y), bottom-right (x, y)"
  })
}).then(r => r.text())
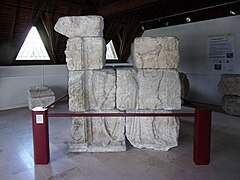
top-left (54, 15), bottom-right (182, 152)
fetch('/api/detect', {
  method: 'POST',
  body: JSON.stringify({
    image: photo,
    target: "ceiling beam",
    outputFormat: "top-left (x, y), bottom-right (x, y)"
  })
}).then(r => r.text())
top-left (97, 0), bottom-right (161, 17)
top-left (54, 0), bottom-right (96, 9)
top-left (9, 0), bottom-right (19, 41)
top-left (142, 1), bottom-right (240, 30)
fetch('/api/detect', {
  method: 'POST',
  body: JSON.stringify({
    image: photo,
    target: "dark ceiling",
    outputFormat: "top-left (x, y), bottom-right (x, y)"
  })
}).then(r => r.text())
top-left (0, 0), bottom-right (239, 65)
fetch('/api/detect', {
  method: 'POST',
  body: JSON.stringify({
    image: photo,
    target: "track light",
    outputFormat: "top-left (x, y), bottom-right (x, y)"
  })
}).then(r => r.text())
top-left (230, 11), bottom-right (235, 15)
top-left (186, 17), bottom-right (191, 22)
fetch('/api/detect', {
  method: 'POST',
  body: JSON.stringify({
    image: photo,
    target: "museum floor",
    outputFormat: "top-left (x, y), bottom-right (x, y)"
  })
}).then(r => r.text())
top-left (0, 101), bottom-right (239, 180)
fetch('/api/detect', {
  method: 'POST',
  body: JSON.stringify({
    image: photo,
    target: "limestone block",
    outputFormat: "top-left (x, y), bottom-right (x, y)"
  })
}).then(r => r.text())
top-left (179, 72), bottom-right (190, 99)
top-left (28, 85), bottom-right (55, 110)
top-left (116, 68), bottom-right (181, 110)
top-left (218, 74), bottom-right (240, 96)
top-left (126, 110), bottom-right (180, 151)
top-left (68, 110), bottom-right (126, 152)
top-left (68, 69), bottom-right (116, 111)
top-left (132, 37), bottom-right (179, 69)
top-left (54, 16), bottom-right (104, 38)
top-left (222, 95), bottom-right (240, 116)
top-left (65, 37), bottom-right (105, 70)
top-left (28, 85), bottom-right (54, 98)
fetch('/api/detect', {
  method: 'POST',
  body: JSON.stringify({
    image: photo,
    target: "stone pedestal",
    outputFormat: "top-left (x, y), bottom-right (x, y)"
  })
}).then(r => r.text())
top-left (218, 74), bottom-right (240, 116)
top-left (222, 95), bottom-right (240, 116)
top-left (28, 85), bottom-right (55, 110)
top-left (218, 74), bottom-right (240, 96)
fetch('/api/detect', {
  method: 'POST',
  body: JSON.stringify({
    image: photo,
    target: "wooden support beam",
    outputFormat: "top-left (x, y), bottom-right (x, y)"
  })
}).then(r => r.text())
top-left (54, 0), bottom-right (96, 9)
top-left (9, 0), bottom-right (19, 41)
top-left (97, 0), bottom-right (161, 17)
top-left (44, 3), bottom-right (56, 63)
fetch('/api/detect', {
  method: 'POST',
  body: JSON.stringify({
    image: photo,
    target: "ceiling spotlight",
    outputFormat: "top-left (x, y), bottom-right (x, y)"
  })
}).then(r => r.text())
top-left (141, 25), bottom-right (145, 30)
top-left (186, 17), bottom-right (191, 22)
top-left (164, 21), bottom-right (169, 26)
top-left (230, 11), bottom-right (235, 15)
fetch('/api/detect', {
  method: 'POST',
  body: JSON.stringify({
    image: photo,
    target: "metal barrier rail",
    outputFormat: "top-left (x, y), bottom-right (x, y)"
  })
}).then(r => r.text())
top-left (32, 107), bottom-right (211, 166)
top-left (48, 112), bottom-right (195, 117)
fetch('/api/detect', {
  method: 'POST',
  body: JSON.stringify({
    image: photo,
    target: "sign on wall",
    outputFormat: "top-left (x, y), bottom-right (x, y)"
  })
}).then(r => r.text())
top-left (208, 33), bottom-right (234, 71)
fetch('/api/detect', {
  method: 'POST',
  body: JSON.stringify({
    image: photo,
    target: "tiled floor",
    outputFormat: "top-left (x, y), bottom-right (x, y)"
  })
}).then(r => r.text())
top-left (0, 102), bottom-right (240, 180)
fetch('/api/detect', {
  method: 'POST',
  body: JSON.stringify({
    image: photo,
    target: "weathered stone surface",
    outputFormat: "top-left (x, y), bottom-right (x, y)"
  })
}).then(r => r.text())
top-left (28, 85), bottom-right (54, 98)
top-left (68, 69), bottom-right (116, 111)
top-left (179, 72), bottom-right (190, 99)
top-left (68, 110), bottom-right (126, 152)
top-left (54, 16), bottom-right (104, 38)
top-left (132, 37), bottom-right (179, 69)
top-left (222, 95), bottom-right (240, 116)
top-left (218, 74), bottom-right (240, 96)
top-left (65, 37), bottom-right (105, 70)
top-left (28, 85), bottom-right (55, 110)
top-left (126, 110), bottom-right (179, 151)
top-left (116, 68), bottom-right (181, 110)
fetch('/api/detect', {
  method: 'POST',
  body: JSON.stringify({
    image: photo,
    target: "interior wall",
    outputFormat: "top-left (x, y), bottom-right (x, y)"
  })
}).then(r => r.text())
top-left (143, 15), bottom-right (240, 105)
top-left (0, 65), bottom-right (68, 110)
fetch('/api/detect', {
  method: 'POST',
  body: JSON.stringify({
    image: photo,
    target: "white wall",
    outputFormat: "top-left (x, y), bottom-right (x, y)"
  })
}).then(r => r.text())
top-left (143, 15), bottom-right (240, 105)
top-left (0, 65), bottom-right (68, 110)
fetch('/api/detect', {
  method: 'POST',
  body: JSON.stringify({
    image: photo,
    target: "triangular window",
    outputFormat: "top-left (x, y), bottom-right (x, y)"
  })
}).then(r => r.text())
top-left (106, 40), bottom-right (118, 60)
top-left (16, 26), bottom-right (50, 60)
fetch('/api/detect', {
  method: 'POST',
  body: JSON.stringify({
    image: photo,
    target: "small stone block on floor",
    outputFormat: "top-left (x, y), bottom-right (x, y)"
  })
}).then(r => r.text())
top-left (28, 85), bottom-right (55, 110)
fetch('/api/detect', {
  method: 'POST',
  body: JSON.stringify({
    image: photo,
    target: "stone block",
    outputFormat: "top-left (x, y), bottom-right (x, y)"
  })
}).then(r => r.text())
top-left (179, 72), bottom-right (190, 99)
top-left (222, 95), bottom-right (240, 116)
top-left (68, 69), bottom-right (116, 112)
top-left (28, 85), bottom-right (55, 110)
top-left (132, 37), bottom-right (179, 69)
top-left (68, 110), bottom-right (126, 152)
top-left (65, 37), bottom-right (105, 70)
top-left (218, 74), bottom-right (240, 96)
top-left (125, 110), bottom-right (179, 151)
top-left (116, 68), bottom-right (181, 110)
top-left (54, 16), bottom-right (104, 38)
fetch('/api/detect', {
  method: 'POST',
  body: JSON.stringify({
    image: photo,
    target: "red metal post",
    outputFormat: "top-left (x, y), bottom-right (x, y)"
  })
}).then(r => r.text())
top-left (194, 108), bottom-right (211, 165)
top-left (32, 107), bottom-right (50, 164)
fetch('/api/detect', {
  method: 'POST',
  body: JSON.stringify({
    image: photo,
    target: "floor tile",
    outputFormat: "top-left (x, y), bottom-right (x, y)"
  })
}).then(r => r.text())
top-left (0, 102), bottom-right (239, 180)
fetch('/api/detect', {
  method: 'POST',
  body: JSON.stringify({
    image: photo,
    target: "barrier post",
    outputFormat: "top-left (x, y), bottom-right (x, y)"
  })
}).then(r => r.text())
top-left (194, 108), bottom-right (212, 165)
top-left (32, 107), bottom-right (50, 164)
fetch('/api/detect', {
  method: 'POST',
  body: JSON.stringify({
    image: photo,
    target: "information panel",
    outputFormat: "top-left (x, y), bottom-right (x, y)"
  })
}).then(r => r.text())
top-left (208, 33), bottom-right (234, 71)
